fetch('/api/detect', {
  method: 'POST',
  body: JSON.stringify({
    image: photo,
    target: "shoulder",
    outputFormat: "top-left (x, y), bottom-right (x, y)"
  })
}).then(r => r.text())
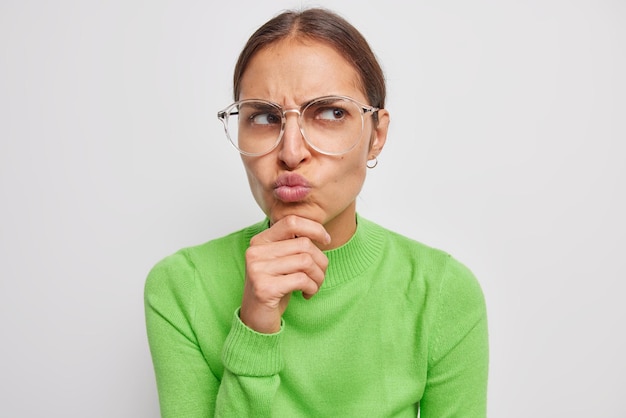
top-left (359, 216), bottom-right (457, 274)
top-left (144, 248), bottom-right (197, 308)
top-left (360, 215), bottom-right (484, 304)
top-left (144, 219), bottom-right (269, 298)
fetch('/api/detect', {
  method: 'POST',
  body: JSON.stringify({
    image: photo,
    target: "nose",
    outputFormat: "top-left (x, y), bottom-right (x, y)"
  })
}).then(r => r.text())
top-left (278, 110), bottom-right (310, 168)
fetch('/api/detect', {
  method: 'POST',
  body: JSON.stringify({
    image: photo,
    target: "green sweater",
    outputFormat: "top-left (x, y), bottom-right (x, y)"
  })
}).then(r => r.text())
top-left (145, 216), bottom-right (488, 417)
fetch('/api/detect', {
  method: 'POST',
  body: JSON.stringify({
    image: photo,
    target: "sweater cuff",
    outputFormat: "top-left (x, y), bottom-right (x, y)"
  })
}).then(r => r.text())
top-left (221, 308), bottom-right (285, 377)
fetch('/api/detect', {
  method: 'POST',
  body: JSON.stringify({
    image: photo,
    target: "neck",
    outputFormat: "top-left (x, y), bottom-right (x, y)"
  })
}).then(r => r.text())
top-left (319, 203), bottom-right (357, 251)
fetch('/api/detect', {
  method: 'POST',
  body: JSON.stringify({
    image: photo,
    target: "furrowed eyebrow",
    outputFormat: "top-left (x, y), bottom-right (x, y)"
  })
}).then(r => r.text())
top-left (306, 98), bottom-right (343, 107)
top-left (242, 102), bottom-right (279, 111)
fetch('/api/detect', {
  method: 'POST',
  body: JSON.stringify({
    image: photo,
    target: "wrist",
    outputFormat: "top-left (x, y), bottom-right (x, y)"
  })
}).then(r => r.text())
top-left (240, 303), bottom-right (282, 334)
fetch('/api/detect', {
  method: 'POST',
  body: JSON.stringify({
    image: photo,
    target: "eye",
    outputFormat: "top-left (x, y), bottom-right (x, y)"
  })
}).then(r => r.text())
top-left (315, 107), bottom-right (346, 121)
top-left (251, 112), bottom-right (281, 125)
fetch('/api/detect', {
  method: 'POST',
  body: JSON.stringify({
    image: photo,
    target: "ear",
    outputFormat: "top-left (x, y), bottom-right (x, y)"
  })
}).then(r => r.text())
top-left (368, 109), bottom-right (390, 159)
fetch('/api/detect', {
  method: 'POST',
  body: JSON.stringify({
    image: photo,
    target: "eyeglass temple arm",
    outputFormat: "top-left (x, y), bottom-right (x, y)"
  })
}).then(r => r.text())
top-left (217, 110), bottom-right (239, 120)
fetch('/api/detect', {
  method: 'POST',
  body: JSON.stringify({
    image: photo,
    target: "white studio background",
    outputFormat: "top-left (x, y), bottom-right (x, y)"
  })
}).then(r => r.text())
top-left (0, 1), bottom-right (624, 417)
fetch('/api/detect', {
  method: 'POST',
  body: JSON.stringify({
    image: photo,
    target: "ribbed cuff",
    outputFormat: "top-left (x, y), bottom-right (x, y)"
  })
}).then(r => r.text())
top-left (221, 308), bottom-right (284, 377)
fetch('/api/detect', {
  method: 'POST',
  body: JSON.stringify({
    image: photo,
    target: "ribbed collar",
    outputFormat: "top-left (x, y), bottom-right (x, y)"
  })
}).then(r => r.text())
top-left (243, 214), bottom-right (386, 290)
top-left (322, 215), bottom-right (385, 289)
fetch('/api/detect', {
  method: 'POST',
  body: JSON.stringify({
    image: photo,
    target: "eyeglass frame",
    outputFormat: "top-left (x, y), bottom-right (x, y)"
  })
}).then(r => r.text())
top-left (217, 95), bottom-right (380, 157)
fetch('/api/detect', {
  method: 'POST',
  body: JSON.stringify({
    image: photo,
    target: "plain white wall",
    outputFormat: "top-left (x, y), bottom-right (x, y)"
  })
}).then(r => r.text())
top-left (1, 0), bottom-right (624, 416)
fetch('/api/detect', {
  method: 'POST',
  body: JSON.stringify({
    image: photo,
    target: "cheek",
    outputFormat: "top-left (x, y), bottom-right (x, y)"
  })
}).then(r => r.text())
top-left (242, 160), bottom-right (267, 196)
top-left (332, 155), bottom-right (367, 187)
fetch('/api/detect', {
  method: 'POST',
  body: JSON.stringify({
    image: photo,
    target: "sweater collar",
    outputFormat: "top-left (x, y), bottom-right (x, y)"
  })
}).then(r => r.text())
top-left (322, 215), bottom-right (385, 289)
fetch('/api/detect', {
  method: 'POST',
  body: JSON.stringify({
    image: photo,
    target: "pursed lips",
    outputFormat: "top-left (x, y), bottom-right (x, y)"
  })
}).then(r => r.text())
top-left (273, 173), bottom-right (312, 202)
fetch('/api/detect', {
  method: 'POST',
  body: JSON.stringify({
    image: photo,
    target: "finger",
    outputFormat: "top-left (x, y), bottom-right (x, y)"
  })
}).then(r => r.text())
top-left (264, 271), bottom-right (321, 300)
top-left (245, 268), bottom-right (322, 305)
top-left (246, 237), bottom-right (329, 272)
top-left (283, 272), bottom-right (321, 298)
top-left (251, 215), bottom-right (331, 246)
top-left (247, 252), bottom-right (326, 287)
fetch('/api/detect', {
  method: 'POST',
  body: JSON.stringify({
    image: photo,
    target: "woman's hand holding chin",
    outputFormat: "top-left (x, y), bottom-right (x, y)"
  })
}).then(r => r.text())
top-left (240, 215), bottom-right (331, 334)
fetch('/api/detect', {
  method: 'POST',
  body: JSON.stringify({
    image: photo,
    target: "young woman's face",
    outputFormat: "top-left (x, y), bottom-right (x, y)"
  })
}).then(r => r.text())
top-left (238, 38), bottom-right (389, 247)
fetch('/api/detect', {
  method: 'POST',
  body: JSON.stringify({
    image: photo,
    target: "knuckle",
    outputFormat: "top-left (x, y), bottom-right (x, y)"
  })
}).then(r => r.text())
top-left (249, 233), bottom-right (268, 246)
top-left (297, 252), bottom-right (312, 266)
top-left (293, 272), bottom-right (310, 287)
top-left (245, 246), bottom-right (261, 262)
top-left (284, 215), bottom-right (299, 230)
top-left (301, 277), bottom-right (319, 294)
top-left (294, 236), bottom-right (314, 252)
top-left (245, 257), bottom-right (265, 278)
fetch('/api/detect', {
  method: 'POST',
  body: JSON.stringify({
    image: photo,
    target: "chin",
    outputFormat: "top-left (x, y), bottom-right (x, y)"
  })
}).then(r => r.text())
top-left (268, 203), bottom-right (325, 225)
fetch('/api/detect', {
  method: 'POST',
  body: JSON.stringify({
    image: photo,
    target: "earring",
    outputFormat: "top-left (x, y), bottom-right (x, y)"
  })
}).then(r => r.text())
top-left (366, 157), bottom-right (378, 169)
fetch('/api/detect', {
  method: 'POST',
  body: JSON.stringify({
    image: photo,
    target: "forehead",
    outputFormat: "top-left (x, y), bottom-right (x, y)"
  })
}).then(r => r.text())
top-left (238, 38), bottom-right (366, 104)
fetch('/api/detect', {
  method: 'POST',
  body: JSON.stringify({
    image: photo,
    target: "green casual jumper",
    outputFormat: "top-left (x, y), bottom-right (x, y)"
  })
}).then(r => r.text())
top-left (145, 216), bottom-right (489, 417)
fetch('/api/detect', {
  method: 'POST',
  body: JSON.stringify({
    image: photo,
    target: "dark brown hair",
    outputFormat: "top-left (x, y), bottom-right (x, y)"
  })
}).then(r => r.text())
top-left (232, 8), bottom-right (386, 111)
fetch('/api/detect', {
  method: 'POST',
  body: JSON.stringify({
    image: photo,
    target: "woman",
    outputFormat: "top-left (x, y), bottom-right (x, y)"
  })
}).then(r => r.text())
top-left (145, 7), bottom-right (488, 417)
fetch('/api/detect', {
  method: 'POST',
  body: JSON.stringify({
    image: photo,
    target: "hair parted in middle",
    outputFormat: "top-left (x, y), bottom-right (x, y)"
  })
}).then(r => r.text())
top-left (232, 8), bottom-right (386, 115)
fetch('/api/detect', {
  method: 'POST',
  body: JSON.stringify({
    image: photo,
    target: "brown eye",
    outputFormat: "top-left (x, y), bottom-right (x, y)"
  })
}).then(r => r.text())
top-left (316, 107), bottom-right (346, 120)
top-left (251, 112), bottom-right (281, 125)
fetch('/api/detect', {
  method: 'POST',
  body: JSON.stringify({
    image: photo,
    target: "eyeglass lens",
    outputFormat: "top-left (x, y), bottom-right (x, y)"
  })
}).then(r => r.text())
top-left (224, 97), bottom-right (365, 156)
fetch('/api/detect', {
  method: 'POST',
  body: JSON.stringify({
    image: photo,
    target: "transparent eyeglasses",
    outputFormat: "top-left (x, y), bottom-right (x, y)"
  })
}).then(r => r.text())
top-left (217, 95), bottom-right (379, 156)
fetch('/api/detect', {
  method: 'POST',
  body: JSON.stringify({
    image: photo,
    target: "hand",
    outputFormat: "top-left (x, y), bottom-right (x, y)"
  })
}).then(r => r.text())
top-left (240, 215), bottom-right (331, 334)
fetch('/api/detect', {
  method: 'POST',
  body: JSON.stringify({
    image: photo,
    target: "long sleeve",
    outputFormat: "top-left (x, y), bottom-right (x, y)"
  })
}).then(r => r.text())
top-left (144, 252), bottom-right (219, 417)
top-left (215, 311), bottom-right (284, 416)
top-left (420, 256), bottom-right (489, 417)
top-left (145, 250), bottom-right (284, 417)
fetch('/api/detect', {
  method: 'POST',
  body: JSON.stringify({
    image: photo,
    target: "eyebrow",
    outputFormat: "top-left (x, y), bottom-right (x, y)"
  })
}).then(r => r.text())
top-left (232, 103), bottom-right (280, 116)
top-left (305, 97), bottom-right (342, 107)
